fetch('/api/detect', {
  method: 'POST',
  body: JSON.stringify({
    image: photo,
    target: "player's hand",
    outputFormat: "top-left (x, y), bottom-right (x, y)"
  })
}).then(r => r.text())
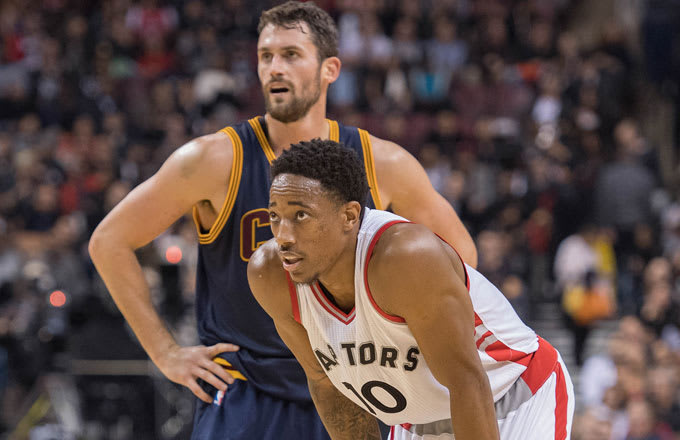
top-left (157, 343), bottom-right (240, 403)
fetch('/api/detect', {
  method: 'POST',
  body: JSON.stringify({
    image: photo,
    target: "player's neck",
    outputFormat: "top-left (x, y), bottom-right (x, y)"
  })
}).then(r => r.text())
top-left (317, 234), bottom-right (358, 313)
top-left (265, 105), bottom-right (329, 156)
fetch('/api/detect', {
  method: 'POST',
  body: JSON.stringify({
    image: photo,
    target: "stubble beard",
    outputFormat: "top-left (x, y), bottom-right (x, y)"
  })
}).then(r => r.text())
top-left (290, 269), bottom-right (320, 286)
top-left (264, 73), bottom-right (322, 123)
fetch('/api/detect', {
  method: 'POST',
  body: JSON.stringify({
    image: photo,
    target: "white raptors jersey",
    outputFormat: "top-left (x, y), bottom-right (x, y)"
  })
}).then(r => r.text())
top-left (288, 209), bottom-right (539, 426)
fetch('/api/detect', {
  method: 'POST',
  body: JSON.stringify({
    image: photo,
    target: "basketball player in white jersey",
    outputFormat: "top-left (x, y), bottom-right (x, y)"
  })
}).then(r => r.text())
top-left (247, 139), bottom-right (574, 439)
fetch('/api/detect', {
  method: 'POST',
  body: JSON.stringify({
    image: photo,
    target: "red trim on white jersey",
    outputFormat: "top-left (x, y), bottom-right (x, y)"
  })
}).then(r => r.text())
top-left (474, 311), bottom-right (534, 366)
top-left (311, 282), bottom-right (356, 325)
top-left (474, 313), bottom-right (483, 327)
top-left (286, 272), bottom-right (301, 324)
top-left (363, 220), bottom-right (408, 323)
top-left (476, 330), bottom-right (493, 349)
top-left (485, 340), bottom-right (533, 366)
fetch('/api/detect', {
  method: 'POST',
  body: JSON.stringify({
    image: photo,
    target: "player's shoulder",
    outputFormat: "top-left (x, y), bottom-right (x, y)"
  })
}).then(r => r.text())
top-left (181, 131), bottom-right (233, 164)
top-left (366, 221), bottom-right (459, 313)
top-left (366, 133), bottom-right (411, 163)
top-left (247, 239), bottom-right (290, 315)
top-left (370, 222), bottom-right (443, 271)
top-left (248, 239), bottom-right (281, 276)
top-left (170, 131), bottom-right (234, 179)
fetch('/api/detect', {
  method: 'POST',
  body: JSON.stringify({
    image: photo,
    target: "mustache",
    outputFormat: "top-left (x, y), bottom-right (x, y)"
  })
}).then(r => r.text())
top-left (279, 243), bottom-right (294, 252)
top-left (278, 244), bottom-right (304, 255)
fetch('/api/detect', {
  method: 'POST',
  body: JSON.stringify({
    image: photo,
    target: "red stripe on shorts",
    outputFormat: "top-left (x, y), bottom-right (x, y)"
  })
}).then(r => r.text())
top-left (519, 337), bottom-right (557, 393)
top-left (553, 361), bottom-right (569, 440)
top-left (519, 336), bottom-right (569, 439)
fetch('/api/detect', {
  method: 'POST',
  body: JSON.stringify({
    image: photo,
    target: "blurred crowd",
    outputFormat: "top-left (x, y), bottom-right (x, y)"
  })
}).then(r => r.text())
top-left (0, 0), bottom-right (679, 438)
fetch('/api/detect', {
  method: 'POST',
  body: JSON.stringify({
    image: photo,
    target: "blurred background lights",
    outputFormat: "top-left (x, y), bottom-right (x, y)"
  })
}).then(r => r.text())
top-left (165, 245), bottom-right (183, 264)
top-left (49, 290), bottom-right (67, 307)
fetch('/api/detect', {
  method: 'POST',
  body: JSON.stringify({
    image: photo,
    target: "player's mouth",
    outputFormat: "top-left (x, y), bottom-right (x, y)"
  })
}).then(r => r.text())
top-left (280, 253), bottom-right (303, 272)
top-left (268, 82), bottom-right (292, 96)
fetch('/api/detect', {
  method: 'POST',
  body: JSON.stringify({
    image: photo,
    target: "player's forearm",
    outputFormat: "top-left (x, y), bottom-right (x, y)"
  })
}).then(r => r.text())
top-left (307, 376), bottom-right (381, 440)
top-left (449, 379), bottom-right (499, 439)
top-left (89, 235), bottom-right (178, 365)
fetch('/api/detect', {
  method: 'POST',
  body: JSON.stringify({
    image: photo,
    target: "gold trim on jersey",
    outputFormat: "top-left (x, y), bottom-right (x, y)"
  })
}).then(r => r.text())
top-left (327, 119), bottom-right (340, 142)
top-left (212, 357), bottom-right (248, 381)
top-left (249, 117), bottom-right (340, 164)
top-left (358, 129), bottom-right (383, 210)
top-left (249, 118), bottom-right (276, 163)
top-left (193, 127), bottom-right (244, 245)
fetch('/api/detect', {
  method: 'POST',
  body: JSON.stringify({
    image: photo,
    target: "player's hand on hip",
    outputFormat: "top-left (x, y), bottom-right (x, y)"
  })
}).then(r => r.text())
top-left (157, 343), bottom-right (240, 403)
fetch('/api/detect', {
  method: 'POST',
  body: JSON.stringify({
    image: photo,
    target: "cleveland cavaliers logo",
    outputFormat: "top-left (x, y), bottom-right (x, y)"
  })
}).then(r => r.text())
top-left (240, 208), bottom-right (271, 261)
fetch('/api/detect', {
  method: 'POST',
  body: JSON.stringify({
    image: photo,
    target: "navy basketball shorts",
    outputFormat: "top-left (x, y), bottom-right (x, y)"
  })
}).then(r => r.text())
top-left (191, 379), bottom-right (330, 440)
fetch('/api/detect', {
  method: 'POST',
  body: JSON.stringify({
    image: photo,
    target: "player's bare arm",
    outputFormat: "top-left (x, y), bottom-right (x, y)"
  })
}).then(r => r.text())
top-left (368, 224), bottom-right (499, 440)
top-left (248, 241), bottom-right (381, 440)
top-left (371, 137), bottom-right (478, 268)
top-left (89, 132), bottom-right (239, 403)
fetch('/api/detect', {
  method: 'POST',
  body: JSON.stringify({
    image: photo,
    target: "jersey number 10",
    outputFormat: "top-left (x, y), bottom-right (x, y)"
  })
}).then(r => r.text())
top-left (342, 380), bottom-right (407, 415)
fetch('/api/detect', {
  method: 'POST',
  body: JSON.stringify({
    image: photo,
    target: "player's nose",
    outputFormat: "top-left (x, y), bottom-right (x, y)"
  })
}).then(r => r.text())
top-left (269, 55), bottom-right (287, 77)
top-left (274, 219), bottom-right (296, 247)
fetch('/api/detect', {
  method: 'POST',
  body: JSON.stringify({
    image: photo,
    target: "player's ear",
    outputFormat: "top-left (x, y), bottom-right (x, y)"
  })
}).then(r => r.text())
top-left (321, 56), bottom-right (341, 84)
top-left (342, 201), bottom-right (361, 231)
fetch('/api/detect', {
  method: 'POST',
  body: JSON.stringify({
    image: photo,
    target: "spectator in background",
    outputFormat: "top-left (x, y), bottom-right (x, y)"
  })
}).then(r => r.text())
top-left (418, 143), bottom-right (451, 194)
top-left (561, 269), bottom-right (616, 365)
top-left (594, 119), bottom-right (657, 243)
top-left (624, 398), bottom-right (669, 440)
top-left (660, 202), bottom-right (680, 257)
top-left (124, 0), bottom-right (178, 41)
top-left (579, 321), bottom-right (631, 403)
top-left (427, 17), bottom-right (467, 74)
top-left (647, 366), bottom-right (680, 433)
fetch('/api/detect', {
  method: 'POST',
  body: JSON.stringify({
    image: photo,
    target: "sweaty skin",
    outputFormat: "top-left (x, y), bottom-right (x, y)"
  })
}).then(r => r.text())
top-left (248, 174), bottom-right (498, 440)
top-left (89, 21), bottom-right (476, 405)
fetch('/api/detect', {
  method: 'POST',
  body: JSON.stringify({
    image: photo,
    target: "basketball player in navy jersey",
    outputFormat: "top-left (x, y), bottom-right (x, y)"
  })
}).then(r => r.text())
top-left (89, 2), bottom-right (477, 439)
top-left (248, 139), bottom-right (574, 440)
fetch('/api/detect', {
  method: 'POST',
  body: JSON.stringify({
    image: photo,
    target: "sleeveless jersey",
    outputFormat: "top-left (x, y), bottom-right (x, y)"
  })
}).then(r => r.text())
top-left (192, 117), bottom-right (382, 402)
top-left (289, 209), bottom-right (539, 425)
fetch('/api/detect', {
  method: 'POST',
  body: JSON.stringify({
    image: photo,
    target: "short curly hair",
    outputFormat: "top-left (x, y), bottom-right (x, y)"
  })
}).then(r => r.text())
top-left (271, 139), bottom-right (369, 209)
top-left (258, 1), bottom-right (338, 61)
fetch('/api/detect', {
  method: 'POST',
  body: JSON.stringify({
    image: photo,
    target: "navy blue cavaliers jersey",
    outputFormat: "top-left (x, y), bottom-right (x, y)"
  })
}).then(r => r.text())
top-left (192, 117), bottom-right (382, 402)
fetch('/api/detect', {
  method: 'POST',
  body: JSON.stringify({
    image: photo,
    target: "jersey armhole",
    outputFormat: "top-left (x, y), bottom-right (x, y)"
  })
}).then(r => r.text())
top-left (364, 220), bottom-right (408, 323)
top-left (433, 233), bottom-right (470, 292)
top-left (286, 272), bottom-right (301, 324)
top-left (192, 127), bottom-right (244, 244)
top-left (358, 129), bottom-right (384, 210)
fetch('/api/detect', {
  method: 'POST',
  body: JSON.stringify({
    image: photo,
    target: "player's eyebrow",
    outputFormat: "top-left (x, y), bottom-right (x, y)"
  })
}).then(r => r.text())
top-left (258, 45), bottom-right (303, 53)
top-left (268, 201), bottom-right (312, 209)
top-left (287, 201), bottom-right (312, 208)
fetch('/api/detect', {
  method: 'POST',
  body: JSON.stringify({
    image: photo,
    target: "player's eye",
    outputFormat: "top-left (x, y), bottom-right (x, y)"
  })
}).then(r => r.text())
top-left (295, 211), bottom-right (308, 221)
top-left (260, 52), bottom-right (272, 61)
top-left (269, 211), bottom-right (279, 222)
top-left (286, 51), bottom-right (297, 58)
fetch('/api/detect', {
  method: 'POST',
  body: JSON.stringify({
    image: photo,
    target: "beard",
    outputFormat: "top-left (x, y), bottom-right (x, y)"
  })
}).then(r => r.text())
top-left (290, 272), bottom-right (320, 285)
top-left (264, 73), bottom-right (322, 123)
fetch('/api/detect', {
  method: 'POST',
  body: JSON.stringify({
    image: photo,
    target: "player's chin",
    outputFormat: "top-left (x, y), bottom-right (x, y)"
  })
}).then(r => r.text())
top-left (269, 93), bottom-right (289, 104)
top-left (288, 270), bottom-right (316, 285)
